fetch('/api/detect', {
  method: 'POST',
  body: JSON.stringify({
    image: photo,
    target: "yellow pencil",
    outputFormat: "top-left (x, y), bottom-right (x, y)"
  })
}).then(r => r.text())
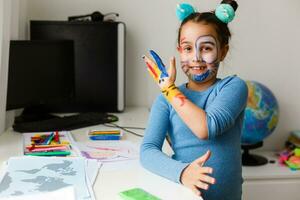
top-left (89, 130), bottom-right (120, 135)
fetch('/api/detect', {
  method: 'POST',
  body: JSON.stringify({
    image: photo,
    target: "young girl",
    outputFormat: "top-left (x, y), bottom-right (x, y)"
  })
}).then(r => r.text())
top-left (140, 1), bottom-right (247, 199)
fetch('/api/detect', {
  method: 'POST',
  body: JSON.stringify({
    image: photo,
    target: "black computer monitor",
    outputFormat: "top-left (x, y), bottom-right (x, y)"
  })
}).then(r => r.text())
top-left (30, 20), bottom-right (125, 112)
top-left (6, 40), bottom-right (75, 113)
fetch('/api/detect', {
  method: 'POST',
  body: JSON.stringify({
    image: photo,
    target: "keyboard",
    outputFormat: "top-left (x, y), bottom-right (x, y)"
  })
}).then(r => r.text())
top-left (13, 112), bottom-right (118, 133)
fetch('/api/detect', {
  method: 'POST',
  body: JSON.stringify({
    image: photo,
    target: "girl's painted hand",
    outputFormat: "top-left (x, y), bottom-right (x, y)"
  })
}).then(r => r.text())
top-left (142, 50), bottom-right (176, 90)
top-left (180, 150), bottom-right (216, 196)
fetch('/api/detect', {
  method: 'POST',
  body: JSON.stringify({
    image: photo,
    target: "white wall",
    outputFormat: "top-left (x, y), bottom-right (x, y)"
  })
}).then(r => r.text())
top-left (20, 0), bottom-right (300, 150)
top-left (0, 0), bottom-right (12, 133)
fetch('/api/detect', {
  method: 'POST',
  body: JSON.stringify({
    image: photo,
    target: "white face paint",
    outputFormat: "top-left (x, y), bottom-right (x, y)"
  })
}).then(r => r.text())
top-left (179, 35), bottom-right (220, 83)
top-left (195, 35), bottom-right (218, 64)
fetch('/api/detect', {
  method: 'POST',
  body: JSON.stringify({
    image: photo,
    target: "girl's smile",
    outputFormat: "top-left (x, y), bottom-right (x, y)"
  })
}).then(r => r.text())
top-left (189, 65), bottom-right (208, 74)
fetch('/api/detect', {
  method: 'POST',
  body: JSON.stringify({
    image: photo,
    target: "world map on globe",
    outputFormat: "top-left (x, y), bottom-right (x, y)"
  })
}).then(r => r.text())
top-left (241, 80), bottom-right (279, 144)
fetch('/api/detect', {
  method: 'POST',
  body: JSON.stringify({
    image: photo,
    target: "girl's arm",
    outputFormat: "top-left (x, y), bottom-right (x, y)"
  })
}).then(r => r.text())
top-left (140, 95), bottom-right (190, 183)
top-left (140, 95), bottom-right (215, 194)
top-left (169, 87), bottom-right (208, 139)
top-left (168, 74), bottom-right (248, 140)
top-left (143, 51), bottom-right (247, 140)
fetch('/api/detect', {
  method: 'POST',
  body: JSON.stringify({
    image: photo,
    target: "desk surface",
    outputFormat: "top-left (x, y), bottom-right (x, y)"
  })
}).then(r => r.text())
top-left (0, 107), bottom-right (202, 200)
top-left (1, 107), bottom-right (300, 200)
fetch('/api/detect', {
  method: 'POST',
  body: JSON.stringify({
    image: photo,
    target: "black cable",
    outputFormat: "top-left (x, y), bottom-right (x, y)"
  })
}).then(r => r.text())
top-left (104, 123), bottom-right (145, 130)
top-left (104, 123), bottom-right (144, 137)
top-left (117, 126), bottom-right (145, 130)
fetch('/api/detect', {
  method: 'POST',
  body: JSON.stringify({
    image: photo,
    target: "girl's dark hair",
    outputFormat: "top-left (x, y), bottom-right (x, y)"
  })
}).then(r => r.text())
top-left (177, 0), bottom-right (238, 48)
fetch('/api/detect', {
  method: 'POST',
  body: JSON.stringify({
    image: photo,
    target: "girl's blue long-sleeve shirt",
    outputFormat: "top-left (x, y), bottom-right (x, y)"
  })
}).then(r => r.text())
top-left (140, 75), bottom-right (248, 200)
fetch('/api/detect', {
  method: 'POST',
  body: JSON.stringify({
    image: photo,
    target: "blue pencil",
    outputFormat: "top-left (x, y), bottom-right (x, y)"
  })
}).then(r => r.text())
top-left (89, 135), bottom-right (121, 140)
top-left (43, 133), bottom-right (54, 145)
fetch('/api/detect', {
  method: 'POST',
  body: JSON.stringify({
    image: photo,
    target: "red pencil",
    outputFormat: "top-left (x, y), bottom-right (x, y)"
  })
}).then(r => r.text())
top-left (54, 131), bottom-right (60, 143)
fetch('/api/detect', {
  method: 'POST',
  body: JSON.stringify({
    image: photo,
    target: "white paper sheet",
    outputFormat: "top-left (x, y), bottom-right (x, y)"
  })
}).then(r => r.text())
top-left (0, 156), bottom-right (94, 200)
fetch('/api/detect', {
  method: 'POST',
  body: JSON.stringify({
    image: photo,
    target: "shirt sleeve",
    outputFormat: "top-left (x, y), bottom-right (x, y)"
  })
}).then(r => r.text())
top-left (206, 76), bottom-right (248, 139)
top-left (140, 95), bottom-right (189, 183)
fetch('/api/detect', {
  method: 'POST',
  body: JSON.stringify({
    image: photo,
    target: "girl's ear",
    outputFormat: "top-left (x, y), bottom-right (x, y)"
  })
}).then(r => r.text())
top-left (220, 44), bottom-right (229, 61)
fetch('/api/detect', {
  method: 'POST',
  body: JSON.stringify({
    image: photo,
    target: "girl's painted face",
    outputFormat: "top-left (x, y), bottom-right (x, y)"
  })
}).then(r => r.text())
top-left (178, 22), bottom-right (222, 83)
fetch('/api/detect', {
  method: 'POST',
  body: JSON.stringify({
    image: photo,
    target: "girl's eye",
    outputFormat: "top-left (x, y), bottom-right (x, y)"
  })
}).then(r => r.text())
top-left (183, 46), bottom-right (192, 52)
top-left (201, 46), bottom-right (213, 52)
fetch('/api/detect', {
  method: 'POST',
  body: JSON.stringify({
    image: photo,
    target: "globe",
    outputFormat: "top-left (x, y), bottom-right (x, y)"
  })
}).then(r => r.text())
top-left (241, 81), bottom-right (279, 145)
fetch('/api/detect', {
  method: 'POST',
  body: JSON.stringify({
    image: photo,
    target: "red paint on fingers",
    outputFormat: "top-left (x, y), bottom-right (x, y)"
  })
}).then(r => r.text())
top-left (146, 61), bottom-right (158, 79)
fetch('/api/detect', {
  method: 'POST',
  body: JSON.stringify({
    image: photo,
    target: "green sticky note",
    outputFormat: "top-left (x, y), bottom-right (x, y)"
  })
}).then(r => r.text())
top-left (119, 188), bottom-right (161, 200)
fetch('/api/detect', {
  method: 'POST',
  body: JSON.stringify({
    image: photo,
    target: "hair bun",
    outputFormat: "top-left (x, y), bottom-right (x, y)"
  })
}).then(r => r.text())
top-left (221, 0), bottom-right (238, 11)
top-left (176, 3), bottom-right (195, 21)
top-left (215, 3), bottom-right (236, 23)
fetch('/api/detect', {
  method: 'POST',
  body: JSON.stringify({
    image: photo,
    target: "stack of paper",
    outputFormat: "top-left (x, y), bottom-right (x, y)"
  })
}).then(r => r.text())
top-left (0, 186), bottom-right (76, 200)
top-left (0, 156), bottom-right (98, 200)
top-left (72, 140), bottom-right (139, 163)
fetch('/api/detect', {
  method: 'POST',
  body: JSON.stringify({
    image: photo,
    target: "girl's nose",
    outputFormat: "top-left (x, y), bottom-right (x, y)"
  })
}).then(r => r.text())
top-left (192, 52), bottom-right (202, 63)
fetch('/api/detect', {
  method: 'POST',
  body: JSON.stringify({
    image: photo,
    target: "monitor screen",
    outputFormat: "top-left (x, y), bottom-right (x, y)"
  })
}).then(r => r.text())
top-left (30, 21), bottom-right (125, 112)
top-left (6, 40), bottom-right (75, 111)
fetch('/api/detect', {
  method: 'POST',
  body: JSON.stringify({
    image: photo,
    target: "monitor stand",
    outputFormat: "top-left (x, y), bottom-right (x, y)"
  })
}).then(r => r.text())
top-left (14, 106), bottom-right (59, 124)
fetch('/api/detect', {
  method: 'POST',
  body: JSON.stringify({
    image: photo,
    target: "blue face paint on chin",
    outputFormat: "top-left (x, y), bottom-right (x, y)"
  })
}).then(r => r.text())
top-left (191, 70), bottom-right (211, 82)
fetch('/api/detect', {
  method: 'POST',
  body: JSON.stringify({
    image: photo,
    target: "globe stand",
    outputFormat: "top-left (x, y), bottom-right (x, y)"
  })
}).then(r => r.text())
top-left (242, 141), bottom-right (268, 166)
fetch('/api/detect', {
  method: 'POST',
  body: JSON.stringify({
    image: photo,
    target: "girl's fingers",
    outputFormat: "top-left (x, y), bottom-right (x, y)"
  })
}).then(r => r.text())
top-left (168, 56), bottom-right (176, 81)
top-left (143, 52), bottom-right (176, 89)
top-left (198, 174), bottom-right (216, 184)
top-left (195, 181), bottom-right (209, 190)
top-left (146, 68), bottom-right (158, 83)
top-left (198, 166), bottom-right (213, 174)
top-left (193, 150), bottom-right (211, 166)
top-left (149, 50), bottom-right (168, 77)
top-left (143, 55), bottom-right (160, 81)
top-left (191, 185), bottom-right (201, 196)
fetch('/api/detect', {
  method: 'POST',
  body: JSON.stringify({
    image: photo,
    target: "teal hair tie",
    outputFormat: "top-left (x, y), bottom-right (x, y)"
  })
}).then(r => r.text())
top-left (215, 4), bottom-right (235, 23)
top-left (176, 3), bottom-right (195, 22)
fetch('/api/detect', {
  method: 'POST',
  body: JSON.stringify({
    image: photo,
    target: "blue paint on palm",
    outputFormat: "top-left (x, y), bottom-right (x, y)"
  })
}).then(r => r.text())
top-left (150, 50), bottom-right (169, 78)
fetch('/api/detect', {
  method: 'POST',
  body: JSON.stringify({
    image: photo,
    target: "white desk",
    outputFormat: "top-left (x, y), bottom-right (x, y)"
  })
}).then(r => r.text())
top-left (1, 107), bottom-right (300, 200)
top-left (0, 107), bottom-right (202, 200)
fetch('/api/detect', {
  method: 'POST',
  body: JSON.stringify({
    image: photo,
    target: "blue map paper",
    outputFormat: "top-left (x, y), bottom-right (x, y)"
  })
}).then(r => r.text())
top-left (0, 156), bottom-right (93, 200)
